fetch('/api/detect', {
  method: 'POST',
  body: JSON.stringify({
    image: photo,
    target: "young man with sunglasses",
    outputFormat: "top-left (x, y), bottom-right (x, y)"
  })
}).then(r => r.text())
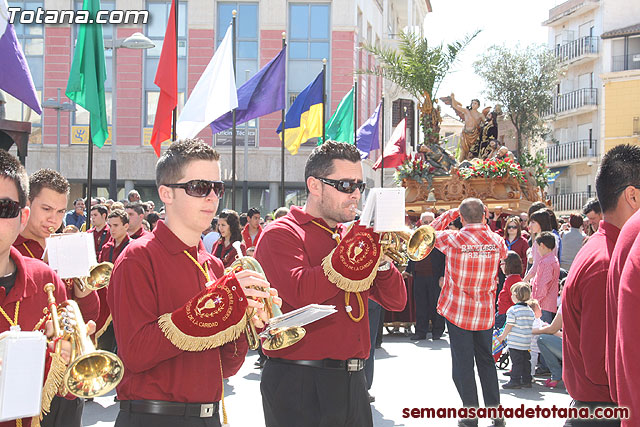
top-left (255, 141), bottom-right (406, 427)
top-left (107, 139), bottom-right (276, 427)
top-left (0, 151), bottom-right (98, 427)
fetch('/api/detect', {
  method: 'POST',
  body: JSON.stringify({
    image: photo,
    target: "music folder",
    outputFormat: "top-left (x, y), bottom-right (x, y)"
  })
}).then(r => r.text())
top-left (260, 304), bottom-right (337, 337)
top-left (0, 331), bottom-right (47, 422)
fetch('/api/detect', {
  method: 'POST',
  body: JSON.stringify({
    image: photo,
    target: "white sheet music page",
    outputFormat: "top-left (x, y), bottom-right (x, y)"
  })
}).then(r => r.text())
top-left (46, 233), bottom-right (96, 279)
top-left (358, 188), bottom-right (378, 228)
top-left (373, 187), bottom-right (406, 232)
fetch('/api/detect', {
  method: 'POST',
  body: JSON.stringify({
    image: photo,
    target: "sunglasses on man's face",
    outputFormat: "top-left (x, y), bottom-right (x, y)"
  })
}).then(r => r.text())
top-left (315, 177), bottom-right (366, 194)
top-left (165, 180), bottom-right (225, 198)
top-left (0, 199), bottom-right (22, 219)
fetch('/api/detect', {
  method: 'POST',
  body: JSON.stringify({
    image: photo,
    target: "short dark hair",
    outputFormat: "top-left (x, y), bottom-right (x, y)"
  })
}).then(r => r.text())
top-left (219, 209), bottom-right (242, 243)
top-left (503, 250), bottom-right (523, 275)
top-left (0, 150), bottom-right (29, 208)
top-left (156, 139), bottom-right (220, 187)
top-left (569, 214), bottom-right (583, 229)
top-left (247, 207), bottom-right (260, 218)
top-left (91, 204), bottom-right (108, 217)
top-left (450, 217), bottom-right (463, 230)
top-left (73, 198), bottom-right (85, 206)
top-left (29, 169), bottom-right (70, 202)
top-left (528, 201), bottom-right (547, 218)
top-left (304, 141), bottom-right (361, 192)
top-left (127, 189), bottom-right (140, 201)
top-left (147, 212), bottom-right (160, 229)
top-left (125, 202), bottom-right (146, 216)
top-left (536, 231), bottom-right (556, 250)
top-left (458, 198), bottom-right (484, 224)
top-left (582, 198), bottom-right (602, 215)
top-left (596, 144), bottom-right (640, 212)
top-left (108, 209), bottom-right (129, 225)
top-left (530, 209), bottom-right (553, 232)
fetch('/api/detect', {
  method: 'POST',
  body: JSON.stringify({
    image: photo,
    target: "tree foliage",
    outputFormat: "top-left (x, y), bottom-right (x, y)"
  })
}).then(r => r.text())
top-left (473, 44), bottom-right (559, 154)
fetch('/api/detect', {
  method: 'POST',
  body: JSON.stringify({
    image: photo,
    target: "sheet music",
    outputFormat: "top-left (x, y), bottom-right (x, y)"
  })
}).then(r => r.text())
top-left (46, 233), bottom-right (96, 279)
top-left (261, 304), bottom-right (337, 335)
top-left (373, 187), bottom-right (406, 232)
top-left (359, 188), bottom-right (378, 228)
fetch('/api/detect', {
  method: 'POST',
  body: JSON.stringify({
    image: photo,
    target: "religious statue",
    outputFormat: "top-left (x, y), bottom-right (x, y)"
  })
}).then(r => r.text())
top-left (418, 142), bottom-right (457, 176)
top-left (440, 94), bottom-right (488, 162)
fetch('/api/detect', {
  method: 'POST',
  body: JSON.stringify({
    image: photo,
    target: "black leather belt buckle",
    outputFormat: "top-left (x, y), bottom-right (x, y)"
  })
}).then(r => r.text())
top-left (346, 358), bottom-right (364, 372)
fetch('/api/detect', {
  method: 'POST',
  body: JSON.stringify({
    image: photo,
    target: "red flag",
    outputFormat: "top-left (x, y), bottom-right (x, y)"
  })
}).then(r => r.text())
top-left (149, 0), bottom-right (177, 156)
top-left (372, 118), bottom-right (407, 170)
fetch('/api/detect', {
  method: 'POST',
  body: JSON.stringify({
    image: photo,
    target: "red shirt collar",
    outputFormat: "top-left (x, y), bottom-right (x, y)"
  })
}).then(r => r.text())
top-left (597, 220), bottom-right (621, 243)
top-left (153, 220), bottom-right (206, 255)
top-left (289, 206), bottom-right (341, 231)
top-left (13, 234), bottom-right (45, 259)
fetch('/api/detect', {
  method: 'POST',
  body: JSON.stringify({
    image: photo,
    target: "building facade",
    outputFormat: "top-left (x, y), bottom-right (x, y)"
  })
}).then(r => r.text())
top-left (543, 0), bottom-right (640, 214)
top-left (3, 0), bottom-right (431, 213)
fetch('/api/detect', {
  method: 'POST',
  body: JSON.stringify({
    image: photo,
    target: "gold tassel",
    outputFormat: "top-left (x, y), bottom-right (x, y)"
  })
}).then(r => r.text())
top-left (321, 248), bottom-right (383, 292)
top-left (38, 352), bottom-right (66, 423)
top-left (158, 313), bottom-right (247, 352)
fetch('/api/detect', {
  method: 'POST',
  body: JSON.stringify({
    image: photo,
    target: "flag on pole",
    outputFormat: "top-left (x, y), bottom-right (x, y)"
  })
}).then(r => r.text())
top-left (149, 0), bottom-right (177, 156)
top-left (372, 118), bottom-right (406, 170)
top-left (277, 70), bottom-right (324, 155)
top-left (323, 87), bottom-right (354, 144)
top-left (356, 101), bottom-right (381, 159)
top-left (65, 0), bottom-right (108, 147)
top-left (177, 24), bottom-right (237, 140)
top-left (0, 0), bottom-right (41, 115)
top-left (209, 47), bottom-right (286, 133)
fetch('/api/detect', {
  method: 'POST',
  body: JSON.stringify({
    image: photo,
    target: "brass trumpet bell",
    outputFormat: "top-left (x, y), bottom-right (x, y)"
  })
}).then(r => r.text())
top-left (75, 262), bottom-right (113, 292)
top-left (380, 225), bottom-right (437, 266)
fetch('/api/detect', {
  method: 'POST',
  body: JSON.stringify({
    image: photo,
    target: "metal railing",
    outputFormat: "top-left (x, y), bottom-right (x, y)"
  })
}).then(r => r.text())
top-left (545, 88), bottom-right (597, 116)
top-left (612, 53), bottom-right (640, 72)
top-left (546, 139), bottom-right (597, 164)
top-left (555, 36), bottom-right (598, 63)
top-left (550, 192), bottom-right (591, 212)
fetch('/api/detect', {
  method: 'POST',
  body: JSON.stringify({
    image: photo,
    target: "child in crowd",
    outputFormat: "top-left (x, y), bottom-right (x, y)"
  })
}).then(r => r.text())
top-left (495, 251), bottom-right (524, 330)
top-left (498, 282), bottom-right (535, 389)
top-left (527, 299), bottom-right (546, 378)
top-left (530, 232), bottom-right (560, 324)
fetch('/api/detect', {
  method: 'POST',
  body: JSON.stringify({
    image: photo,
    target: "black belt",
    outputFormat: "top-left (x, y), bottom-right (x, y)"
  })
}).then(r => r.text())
top-left (120, 400), bottom-right (219, 418)
top-left (269, 357), bottom-right (365, 372)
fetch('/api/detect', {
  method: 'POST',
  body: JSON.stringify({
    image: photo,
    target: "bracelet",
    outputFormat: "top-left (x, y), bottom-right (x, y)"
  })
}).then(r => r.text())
top-left (377, 261), bottom-right (391, 272)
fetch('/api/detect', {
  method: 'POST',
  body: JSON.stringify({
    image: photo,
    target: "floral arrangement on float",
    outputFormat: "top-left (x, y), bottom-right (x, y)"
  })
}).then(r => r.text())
top-left (394, 154), bottom-right (438, 186)
top-left (455, 157), bottom-right (526, 184)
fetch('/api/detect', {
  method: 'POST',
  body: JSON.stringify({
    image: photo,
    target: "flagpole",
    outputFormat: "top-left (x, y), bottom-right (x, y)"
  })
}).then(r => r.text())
top-left (353, 77), bottom-right (357, 145)
top-left (280, 32), bottom-right (286, 207)
top-left (87, 125), bottom-right (93, 229)
top-left (380, 94), bottom-right (384, 188)
top-left (322, 58), bottom-right (326, 144)
top-left (231, 10), bottom-right (237, 211)
top-left (171, 0), bottom-right (178, 141)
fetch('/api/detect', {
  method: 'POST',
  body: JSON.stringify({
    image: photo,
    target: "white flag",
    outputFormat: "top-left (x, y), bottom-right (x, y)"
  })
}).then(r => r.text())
top-left (176, 24), bottom-right (238, 139)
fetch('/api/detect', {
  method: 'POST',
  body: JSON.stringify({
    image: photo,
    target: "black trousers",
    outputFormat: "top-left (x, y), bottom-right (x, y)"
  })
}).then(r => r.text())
top-left (509, 348), bottom-right (532, 384)
top-left (365, 300), bottom-right (382, 390)
top-left (115, 411), bottom-right (221, 427)
top-left (97, 323), bottom-right (117, 353)
top-left (564, 400), bottom-right (621, 426)
top-left (261, 359), bottom-right (372, 427)
top-left (413, 275), bottom-right (445, 337)
top-left (446, 320), bottom-right (500, 409)
top-left (40, 395), bottom-right (84, 427)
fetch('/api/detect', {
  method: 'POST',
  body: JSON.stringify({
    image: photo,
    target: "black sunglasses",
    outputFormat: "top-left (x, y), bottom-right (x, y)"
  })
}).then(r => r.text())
top-left (0, 199), bottom-right (22, 219)
top-left (507, 225), bottom-right (518, 230)
top-left (315, 177), bottom-right (366, 194)
top-left (165, 180), bottom-right (225, 198)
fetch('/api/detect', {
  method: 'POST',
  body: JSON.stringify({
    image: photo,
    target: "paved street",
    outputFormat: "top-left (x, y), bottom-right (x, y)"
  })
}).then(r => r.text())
top-left (83, 332), bottom-right (571, 427)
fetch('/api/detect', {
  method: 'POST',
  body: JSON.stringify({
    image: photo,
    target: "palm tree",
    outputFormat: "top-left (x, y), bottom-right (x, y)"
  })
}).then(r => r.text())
top-left (361, 30), bottom-right (479, 145)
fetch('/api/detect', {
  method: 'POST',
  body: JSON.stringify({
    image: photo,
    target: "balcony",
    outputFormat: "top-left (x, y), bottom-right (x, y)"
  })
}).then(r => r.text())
top-left (555, 36), bottom-right (599, 65)
top-left (550, 192), bottom-right (591, 212)
top-left (543, 0), bottom-right (599, 26)
top-left (612, 53), bottom-right (640, 72)
top-left (545, 88), bottom-right (598, 117)
top-left (545, 139), bottom-right (598, 165)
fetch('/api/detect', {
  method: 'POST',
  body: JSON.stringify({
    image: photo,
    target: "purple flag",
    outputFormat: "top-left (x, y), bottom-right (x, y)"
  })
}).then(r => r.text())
top-left (0, 3), bottom-right (42, 115)
top-left (356, 101), bottom-right (381, 159)
top-left (210, 47), bottom-right (286, 133)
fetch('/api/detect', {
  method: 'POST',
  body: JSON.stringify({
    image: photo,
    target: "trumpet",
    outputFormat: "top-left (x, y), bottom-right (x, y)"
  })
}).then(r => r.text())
top-left (226, 242), bottom-right (305, 351)
top-left (73, 262), bottom-right (114, 292)
top-left (44, 283), bottom-right (124, 398)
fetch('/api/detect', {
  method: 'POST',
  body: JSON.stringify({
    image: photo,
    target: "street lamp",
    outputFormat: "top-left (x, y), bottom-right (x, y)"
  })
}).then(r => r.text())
top-left (42, 88), bottom-right (76, 172)
top-left (103, 32), bottom-right (154, 200)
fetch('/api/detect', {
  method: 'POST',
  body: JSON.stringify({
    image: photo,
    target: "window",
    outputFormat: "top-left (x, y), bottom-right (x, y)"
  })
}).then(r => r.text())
top-left (215, 2), bottom-right (259, 147)
top-left (611, 35), bottom-right (640, 72)
top-left (288, 3), bottom-right (330, 147)
top-left (6, 1), bottom-right (43, 142)
top-left (144, 1), bottom-right (187, 129)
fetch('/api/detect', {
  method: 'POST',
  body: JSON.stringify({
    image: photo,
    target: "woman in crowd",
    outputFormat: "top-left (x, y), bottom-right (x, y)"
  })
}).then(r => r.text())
top-left (502, 216), bottom-right (528, 273)
top-left (211, 209), bottom-right (247, 268)
top-left (523, 208), bottom-right (559, 282)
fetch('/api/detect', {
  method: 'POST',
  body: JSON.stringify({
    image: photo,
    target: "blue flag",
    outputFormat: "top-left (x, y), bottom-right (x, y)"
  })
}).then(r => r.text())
top-left (356, 101), bottom-right (381, 159)
top-left (210, 47), bottom-right (286, 133)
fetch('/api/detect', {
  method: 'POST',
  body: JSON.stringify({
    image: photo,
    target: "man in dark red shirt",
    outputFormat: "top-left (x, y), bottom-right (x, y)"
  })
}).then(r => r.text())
top-left (107, 139), bottom-right (274, 427)
top-left (562, 144), bottom-right (640, 426)
top-left (255, 141), bottom-right (406, 427)
top-left (125, 202), bottom-right (150, 240)
top-left (0, 151), bottom-right (98, 427)
top-left (87, 204), bottom-right (110, 255)
top-left (242, 207), bottom-right (262, 248)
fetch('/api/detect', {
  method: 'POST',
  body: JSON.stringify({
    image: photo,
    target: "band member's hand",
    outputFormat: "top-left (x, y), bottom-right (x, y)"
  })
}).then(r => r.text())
top-left (268, 287), bottom-right (282, 310)
top-left (402, 271), bottom-right (411, 279)
top-left (72, 279), bottom-right (94, 299)
top-left (234, 269), bottom-right (271, 306)
top-left (44, 320), bottom-right (96, 364)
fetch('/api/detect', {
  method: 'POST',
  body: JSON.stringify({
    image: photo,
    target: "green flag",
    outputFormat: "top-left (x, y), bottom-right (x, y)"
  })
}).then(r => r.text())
top-left (65, 0), bottom-right (108, 147)
top-left (323, 87), bottom-right (354, 145)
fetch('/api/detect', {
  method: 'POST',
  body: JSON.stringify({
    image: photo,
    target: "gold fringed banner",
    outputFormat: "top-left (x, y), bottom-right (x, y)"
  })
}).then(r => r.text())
top-left (158, 313), bottom-right (247, 352)
top-left (321, 247), bottom-right (383, 292)
top-left (95, 314), bottom-right (112, 340)
top-left (36, 352), bottom-right (67, 424)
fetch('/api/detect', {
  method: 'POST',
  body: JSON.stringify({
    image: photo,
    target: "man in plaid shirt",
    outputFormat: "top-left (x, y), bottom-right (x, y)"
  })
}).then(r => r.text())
top-left (430, 198), bottom-right (508, 427)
